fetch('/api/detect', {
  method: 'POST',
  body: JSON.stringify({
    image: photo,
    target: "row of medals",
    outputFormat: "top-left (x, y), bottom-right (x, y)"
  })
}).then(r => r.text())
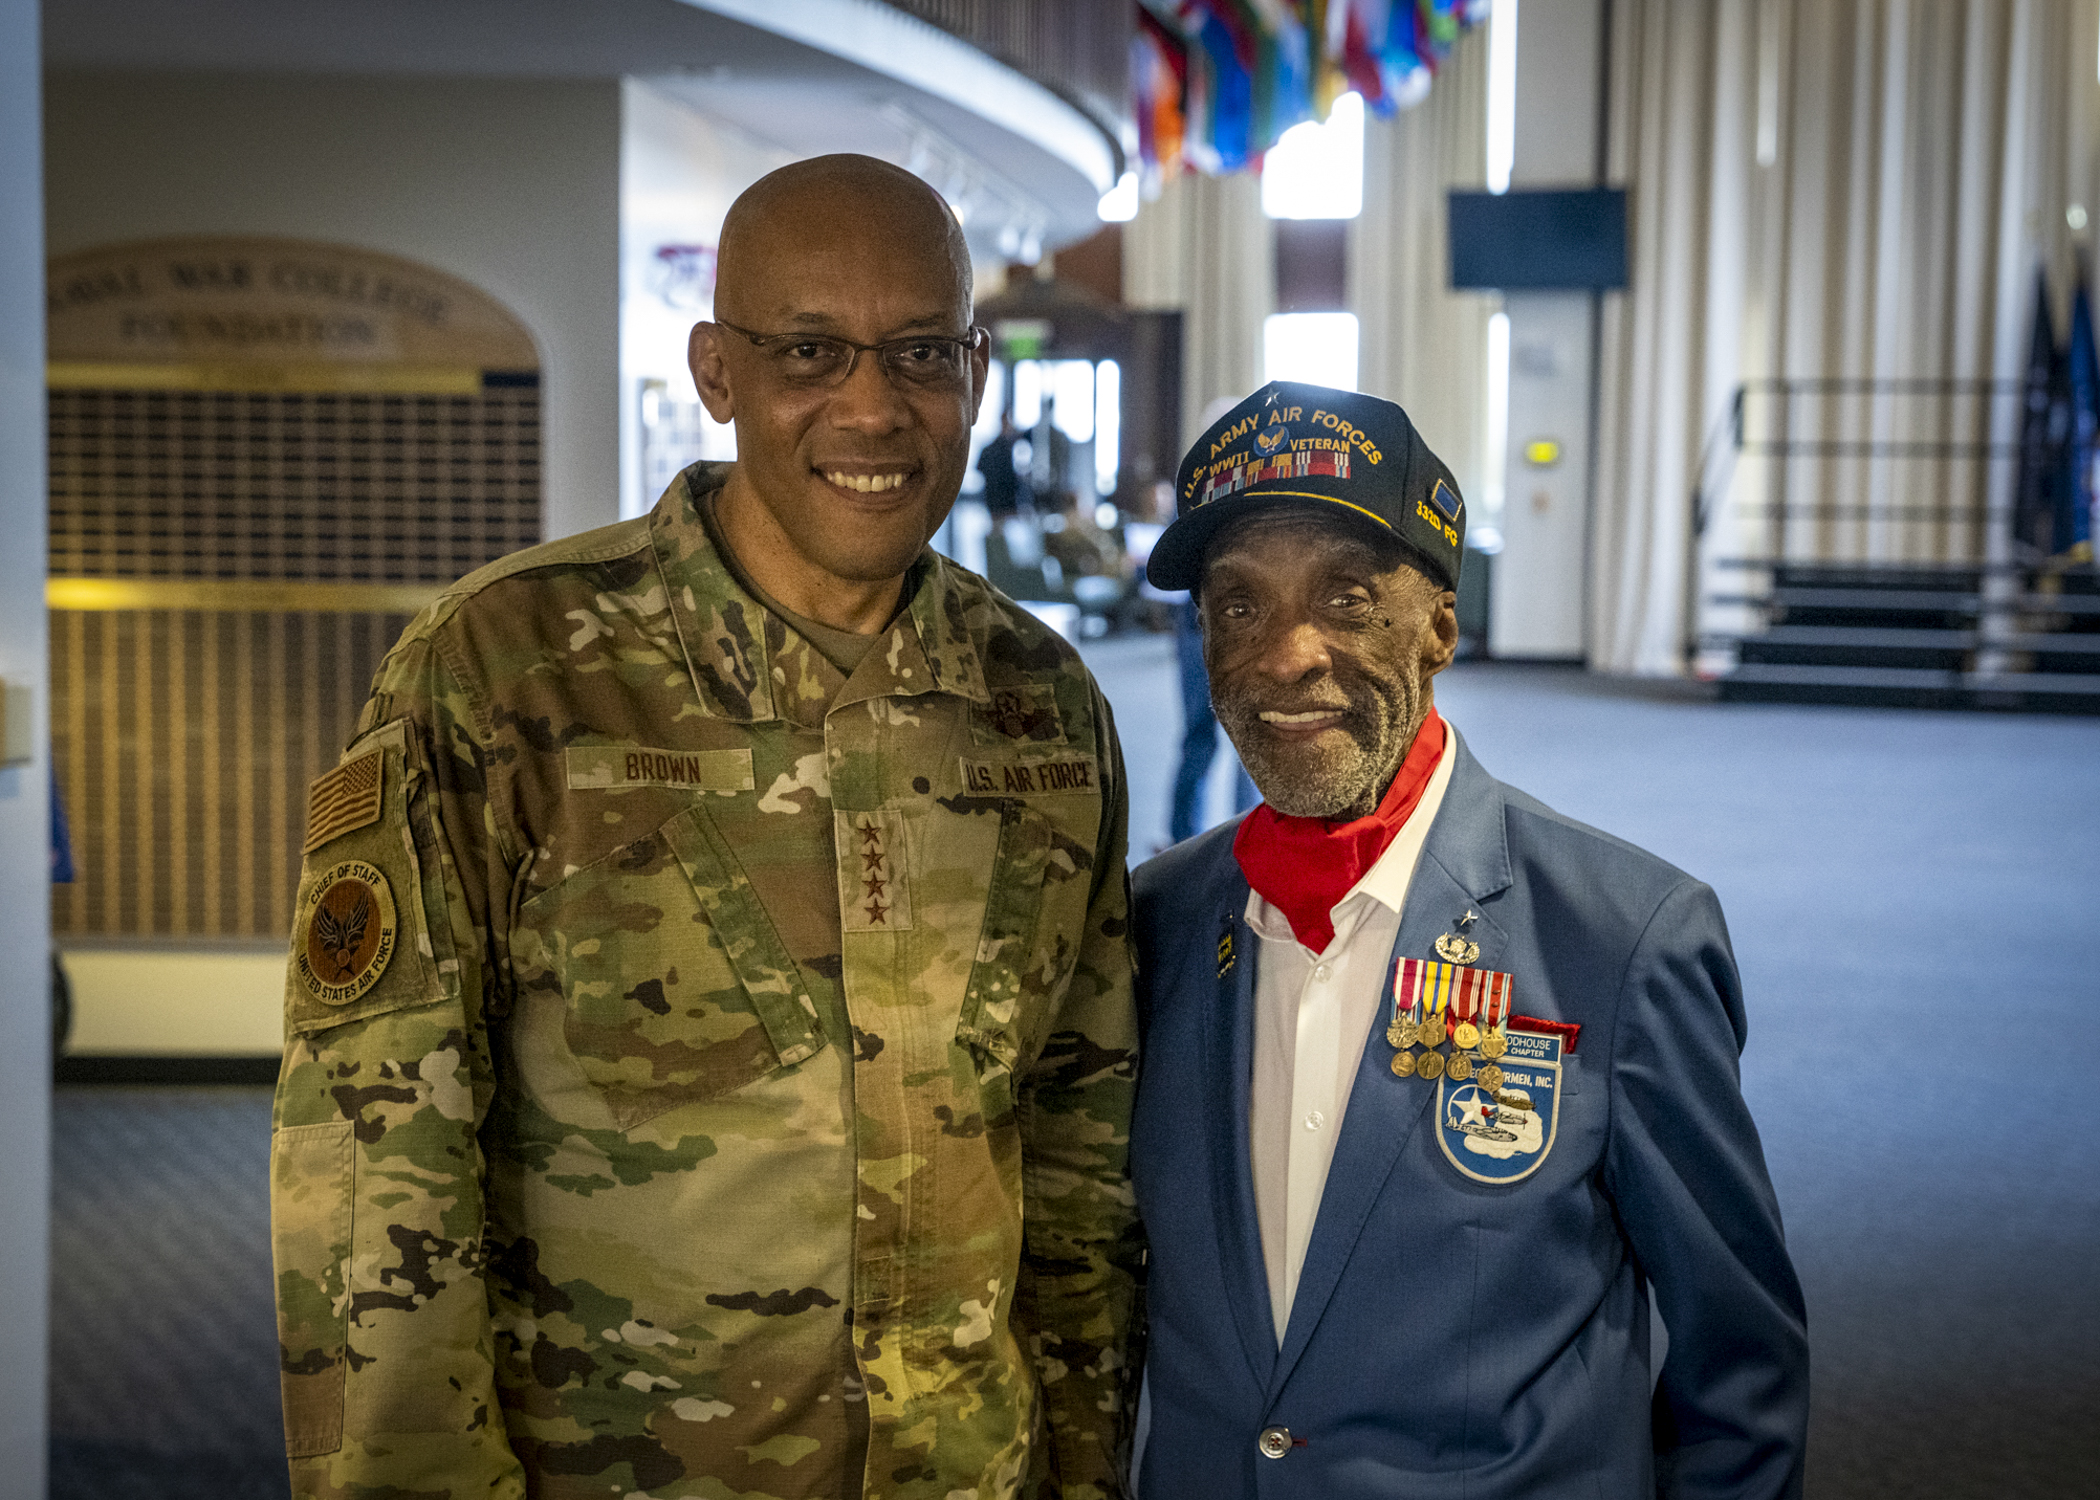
top-left (1388, 1011), bottom-right (1507, 1092)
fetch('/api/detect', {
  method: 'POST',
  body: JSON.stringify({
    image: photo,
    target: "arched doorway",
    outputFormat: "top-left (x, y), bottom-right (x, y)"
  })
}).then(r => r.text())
top-left (46, 236), bottom-right (540, 950)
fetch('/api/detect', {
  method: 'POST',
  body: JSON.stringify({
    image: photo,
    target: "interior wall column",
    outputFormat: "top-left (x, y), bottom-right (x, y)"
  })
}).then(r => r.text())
top-left (1125, 168), bottom-right (1273, 441)
top-left (0, 0), bottom-right (52, 1489)
top-left (1350, 25), bottom-right (1492, 504)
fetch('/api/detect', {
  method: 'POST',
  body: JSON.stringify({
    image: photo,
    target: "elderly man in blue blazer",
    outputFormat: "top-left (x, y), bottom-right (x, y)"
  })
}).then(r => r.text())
top-left (1129, 382), bottom-right (1808, 1498)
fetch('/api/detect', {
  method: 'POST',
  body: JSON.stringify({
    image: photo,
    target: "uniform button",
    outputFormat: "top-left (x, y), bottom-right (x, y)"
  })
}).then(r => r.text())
top-left (1303, 1110), bottom-right (1325, 1131)
top-left (1312, 962), bottom-right (1333, 983)
top-left (1258, 1425), bottom-right (1293, 1459)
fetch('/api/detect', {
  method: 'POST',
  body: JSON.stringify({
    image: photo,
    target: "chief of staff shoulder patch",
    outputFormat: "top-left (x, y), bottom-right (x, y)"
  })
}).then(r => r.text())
top-left (295, 859), bottom-right (399, 1006)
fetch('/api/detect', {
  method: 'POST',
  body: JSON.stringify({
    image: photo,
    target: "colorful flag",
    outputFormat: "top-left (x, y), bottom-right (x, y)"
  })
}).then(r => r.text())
top-left (1134, 0), bottom-right (1487, 179)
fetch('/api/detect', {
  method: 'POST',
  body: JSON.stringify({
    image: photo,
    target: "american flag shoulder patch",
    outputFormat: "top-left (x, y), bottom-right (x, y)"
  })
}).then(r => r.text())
top-left (304, 748), bottom-right (384, 854)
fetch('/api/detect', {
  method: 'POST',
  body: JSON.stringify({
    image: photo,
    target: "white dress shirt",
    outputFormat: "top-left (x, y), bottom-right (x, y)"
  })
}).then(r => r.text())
top-left (1246, 729), bottom-right (1457, 1343)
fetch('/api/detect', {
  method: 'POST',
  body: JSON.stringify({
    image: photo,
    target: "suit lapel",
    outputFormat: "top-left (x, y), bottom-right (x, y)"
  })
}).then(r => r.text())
top-left (1201, 891), bottom-right (1278, 1391)
top-left (1268, 737), bottom-right (1514, 1398)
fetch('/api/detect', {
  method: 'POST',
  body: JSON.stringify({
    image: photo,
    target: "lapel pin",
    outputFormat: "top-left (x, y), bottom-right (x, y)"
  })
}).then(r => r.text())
top-left (1435, 931), bottom-right (1480, 965)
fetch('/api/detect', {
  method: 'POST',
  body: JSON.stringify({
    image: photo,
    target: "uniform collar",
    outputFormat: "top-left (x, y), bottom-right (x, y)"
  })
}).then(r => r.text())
top-left (651, 463), bottom-right (991, 723)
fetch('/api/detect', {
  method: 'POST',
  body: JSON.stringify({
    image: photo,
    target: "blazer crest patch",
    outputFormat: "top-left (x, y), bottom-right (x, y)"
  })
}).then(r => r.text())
top-left (1437, 1026), bottom-right (1562, 1184)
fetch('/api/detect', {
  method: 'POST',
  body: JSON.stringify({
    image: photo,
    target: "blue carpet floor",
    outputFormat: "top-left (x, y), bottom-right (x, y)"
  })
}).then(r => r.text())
top-left (48, 652), bottom-right (2100, 1497)
top-left (1086, 642), bottom-right (2100, 1497)
top-left (49, 1085), bottom-right (288, 1499)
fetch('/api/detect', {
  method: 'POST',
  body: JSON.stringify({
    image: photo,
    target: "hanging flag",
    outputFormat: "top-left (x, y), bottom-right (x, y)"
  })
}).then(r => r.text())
top-left (1133, 0), bottom-right (1487, 179)
top-left (2060, 271), bottom-right (2098, 562)
top-left (2012, 269), bottom-right (2064, 558)
top-left (1134, 10), bottom-right (1190, 186)
top-left (1182, 0), bottom-right (1260, 172)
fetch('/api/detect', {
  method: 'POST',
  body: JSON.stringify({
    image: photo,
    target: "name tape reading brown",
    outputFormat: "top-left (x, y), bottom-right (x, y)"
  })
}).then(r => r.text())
top-left (566, 745), bottom-right (755, 794)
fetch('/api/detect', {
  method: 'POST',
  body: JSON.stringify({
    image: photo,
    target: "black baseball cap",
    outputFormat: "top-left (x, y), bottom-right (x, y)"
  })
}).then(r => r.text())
top-left (1146, 381), bottom-right (1466, 592)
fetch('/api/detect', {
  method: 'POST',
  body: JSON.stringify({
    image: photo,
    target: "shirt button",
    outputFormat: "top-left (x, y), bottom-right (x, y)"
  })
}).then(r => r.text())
top-left (1258, 1425), bottom-right (1293, 1459)
top-left (1312, 962), bottom-right (1333, 983)
top-left (1303, 1110), bottom-right (1325, 1131)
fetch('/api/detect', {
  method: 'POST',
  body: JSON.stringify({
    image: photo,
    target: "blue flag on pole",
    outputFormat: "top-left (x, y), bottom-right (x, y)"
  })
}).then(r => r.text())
top-left (2061, 273), bottom-right (2098, 559)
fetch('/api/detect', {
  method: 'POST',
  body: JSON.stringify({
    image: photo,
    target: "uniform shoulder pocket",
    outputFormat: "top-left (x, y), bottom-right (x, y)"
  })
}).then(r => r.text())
top-left (284, 718), bottom-right (457, 1039)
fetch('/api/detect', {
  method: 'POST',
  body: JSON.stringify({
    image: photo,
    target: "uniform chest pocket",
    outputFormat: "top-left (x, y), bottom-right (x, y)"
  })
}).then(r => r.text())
top-left (954, 799), bottom-right (1099, 1078)
top-left (520, 804), bottom-right (825, 1129)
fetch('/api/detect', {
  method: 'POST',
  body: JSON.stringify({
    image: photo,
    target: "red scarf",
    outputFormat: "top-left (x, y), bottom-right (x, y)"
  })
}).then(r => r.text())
top-left (1233, 709), bottom-right (1447, 953)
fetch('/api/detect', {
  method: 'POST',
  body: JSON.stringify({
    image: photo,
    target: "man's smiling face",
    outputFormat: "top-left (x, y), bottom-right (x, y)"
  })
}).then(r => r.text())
top-left (1201, 511), bottom-right (1457, 820)
top-left (693, 161), bottom-right (988, 593)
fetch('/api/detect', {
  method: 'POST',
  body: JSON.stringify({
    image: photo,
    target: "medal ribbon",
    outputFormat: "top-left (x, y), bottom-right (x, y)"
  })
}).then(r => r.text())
top-left (1394, 962), bottom-right (1519, 1032)
top-left (1425, 962), bottom-right (1451, 1026)
top-left (1483, 970), bottom-right (1511, 1031)
top-left (1450, 966), bottom-right (1485, 1025)
top-left (1395, 957), bottom-right (1507, 1026)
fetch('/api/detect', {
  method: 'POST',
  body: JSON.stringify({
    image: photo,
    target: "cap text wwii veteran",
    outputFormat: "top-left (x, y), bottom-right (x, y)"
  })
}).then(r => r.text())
top-left (271, 155), bottom-right (1142, 1500)
top-left (1129, 382), bottom-right (1808, 1498)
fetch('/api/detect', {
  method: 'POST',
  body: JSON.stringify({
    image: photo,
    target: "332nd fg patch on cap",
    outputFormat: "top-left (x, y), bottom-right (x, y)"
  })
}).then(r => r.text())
top-left (1145, 380), bottom-right (1467, 593)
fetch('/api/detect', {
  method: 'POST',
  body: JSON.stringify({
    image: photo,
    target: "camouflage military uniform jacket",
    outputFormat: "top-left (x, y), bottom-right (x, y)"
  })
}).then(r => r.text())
top-left (271, 463), bottom-right (1141, 1500)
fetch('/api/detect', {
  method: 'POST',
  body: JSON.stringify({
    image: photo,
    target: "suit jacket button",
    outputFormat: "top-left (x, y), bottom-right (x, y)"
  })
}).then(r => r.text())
top-left (1258, 1425), bottom-right (1292, 1459)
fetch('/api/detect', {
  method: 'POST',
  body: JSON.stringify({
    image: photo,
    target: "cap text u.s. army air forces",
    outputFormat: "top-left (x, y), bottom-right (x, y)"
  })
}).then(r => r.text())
top-left (1146, 380), bottom-right (1467, 593)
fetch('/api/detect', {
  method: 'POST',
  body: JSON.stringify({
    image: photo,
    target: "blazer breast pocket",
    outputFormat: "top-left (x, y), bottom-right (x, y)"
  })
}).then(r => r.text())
top-left (518, 803), bottom-right (826, 1130)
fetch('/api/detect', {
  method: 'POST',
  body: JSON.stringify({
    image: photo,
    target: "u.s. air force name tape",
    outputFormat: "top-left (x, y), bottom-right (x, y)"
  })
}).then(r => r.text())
top-left (958, 755), bottom-right (1100, 796)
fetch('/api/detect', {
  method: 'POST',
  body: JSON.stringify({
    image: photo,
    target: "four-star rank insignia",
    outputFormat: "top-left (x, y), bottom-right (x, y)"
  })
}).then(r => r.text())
top-left (295, 859), bottom-right (399, 1006)
top-left (838, 810), bottom-right (913, 932)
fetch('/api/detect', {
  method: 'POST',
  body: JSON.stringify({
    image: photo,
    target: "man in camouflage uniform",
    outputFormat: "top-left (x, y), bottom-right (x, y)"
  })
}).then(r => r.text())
top-left (272, 155), bottom-right (1141, 1500)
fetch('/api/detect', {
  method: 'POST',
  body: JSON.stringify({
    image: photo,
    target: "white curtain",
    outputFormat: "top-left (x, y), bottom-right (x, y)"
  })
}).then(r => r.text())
top-left (1125, 169), bottom-right (1274, 444)
top-left (1350, 27), bottom-right (1494, 502)
top-left (1593, 0), bottom-right (2099, 675)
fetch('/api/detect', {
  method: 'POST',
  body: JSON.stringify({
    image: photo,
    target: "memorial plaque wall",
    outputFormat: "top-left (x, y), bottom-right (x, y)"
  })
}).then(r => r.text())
top-left (46, 237), bottom-right (542, 940)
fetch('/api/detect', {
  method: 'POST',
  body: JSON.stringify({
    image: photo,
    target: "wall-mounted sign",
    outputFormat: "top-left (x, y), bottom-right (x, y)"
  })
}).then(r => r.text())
top-left (996, 318), bottom-right (1052, 359)
top-left (46, 235), bottom-right (538, 386)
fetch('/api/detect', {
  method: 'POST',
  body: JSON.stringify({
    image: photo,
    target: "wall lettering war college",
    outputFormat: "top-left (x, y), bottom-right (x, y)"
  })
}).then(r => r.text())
top-left (45, 235), bottom-right (541, 369)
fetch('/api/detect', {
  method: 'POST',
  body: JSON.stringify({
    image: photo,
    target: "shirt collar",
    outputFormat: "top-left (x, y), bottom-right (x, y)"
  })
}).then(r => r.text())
top-left (1243, 725), bottom-right (1459, 946)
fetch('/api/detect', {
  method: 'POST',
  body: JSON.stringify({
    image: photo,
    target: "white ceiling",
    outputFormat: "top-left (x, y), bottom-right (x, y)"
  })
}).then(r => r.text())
top-left (41, 0), bottom-right (1113, 254)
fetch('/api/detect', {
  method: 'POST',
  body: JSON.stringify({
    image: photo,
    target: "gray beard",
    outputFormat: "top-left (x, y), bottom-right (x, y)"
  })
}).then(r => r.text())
top-left (1217, 668), bottom-right (1427, 820)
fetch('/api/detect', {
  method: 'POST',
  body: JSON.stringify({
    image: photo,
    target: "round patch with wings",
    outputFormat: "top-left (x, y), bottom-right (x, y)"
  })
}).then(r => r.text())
top-left (295, 859), bottom-right (399, 1006)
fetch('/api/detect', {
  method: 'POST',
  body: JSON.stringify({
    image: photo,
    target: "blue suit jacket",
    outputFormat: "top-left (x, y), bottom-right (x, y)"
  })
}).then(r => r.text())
top-left (1130, 734), bottom-right (1808, 1499)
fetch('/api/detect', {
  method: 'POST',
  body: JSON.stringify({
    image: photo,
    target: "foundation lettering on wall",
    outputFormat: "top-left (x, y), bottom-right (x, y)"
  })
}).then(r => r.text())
top-left (45, 236), bottom-right (538, 369)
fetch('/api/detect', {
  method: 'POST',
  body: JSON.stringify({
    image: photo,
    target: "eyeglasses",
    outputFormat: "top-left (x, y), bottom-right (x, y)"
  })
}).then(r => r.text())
top-left (712, 320), bottom-right (986, 392)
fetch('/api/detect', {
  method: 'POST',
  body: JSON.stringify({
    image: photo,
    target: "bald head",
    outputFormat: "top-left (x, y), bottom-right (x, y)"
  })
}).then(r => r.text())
top-left (716, 154), bottom-right (972, 327)
top-left (688, 152), bottom-right (990, 633)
